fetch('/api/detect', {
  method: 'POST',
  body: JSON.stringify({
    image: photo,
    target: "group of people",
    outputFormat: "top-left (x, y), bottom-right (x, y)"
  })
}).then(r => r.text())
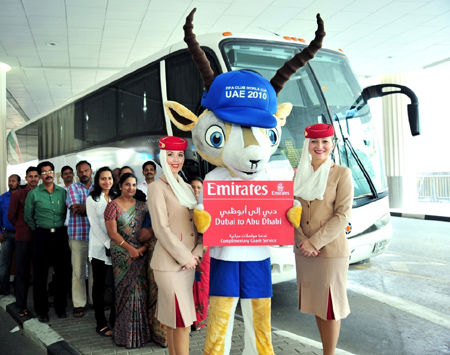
top-left (0, 122), bottom-right (352, 355)
top-left (0, 144), bottom-right (208, 352)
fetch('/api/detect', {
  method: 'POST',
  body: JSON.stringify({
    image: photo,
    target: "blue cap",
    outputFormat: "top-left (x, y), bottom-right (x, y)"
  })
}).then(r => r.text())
top-left (201, 70), bottom-right (277, 129)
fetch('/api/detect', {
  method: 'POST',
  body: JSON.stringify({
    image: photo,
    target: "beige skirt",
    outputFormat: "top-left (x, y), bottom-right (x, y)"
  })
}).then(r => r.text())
top-left (295, 254), bottom-right (350, 321)
top-left (154, 269), bottom-right (196, 328)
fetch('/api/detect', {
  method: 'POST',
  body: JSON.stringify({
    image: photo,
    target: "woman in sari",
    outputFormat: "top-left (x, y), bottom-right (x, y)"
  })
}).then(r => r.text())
top-left (104, 172), bottom-right (151, 349)
top-left (145, 237), bottom-right (168, 347)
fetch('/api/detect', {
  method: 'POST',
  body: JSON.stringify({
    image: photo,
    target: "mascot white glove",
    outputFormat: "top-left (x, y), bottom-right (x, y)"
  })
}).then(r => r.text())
top-left (193, 204), bottom-right (211, 234)
top-left (287, 200), bottom-right (302, 229)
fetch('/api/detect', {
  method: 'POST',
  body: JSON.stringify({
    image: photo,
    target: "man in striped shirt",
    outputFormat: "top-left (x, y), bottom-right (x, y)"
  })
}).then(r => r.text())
top-left (67, 160), bottom-right (94, 318)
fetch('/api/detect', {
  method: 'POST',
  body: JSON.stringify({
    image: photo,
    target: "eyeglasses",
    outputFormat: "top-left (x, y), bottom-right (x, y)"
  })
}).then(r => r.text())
top-left (41, 170), bottom-right (54, 175)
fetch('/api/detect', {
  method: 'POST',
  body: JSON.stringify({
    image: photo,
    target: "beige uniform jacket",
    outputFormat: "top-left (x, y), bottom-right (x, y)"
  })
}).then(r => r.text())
top-left (294, 164), bottom-right (353, 258)
top-left (148, 175), bottom-right (203, 271)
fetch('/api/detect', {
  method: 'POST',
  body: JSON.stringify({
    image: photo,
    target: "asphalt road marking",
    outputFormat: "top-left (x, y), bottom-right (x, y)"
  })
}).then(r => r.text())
top-left (347, 281), bottom-right (450, 330)
top-left (389, 261), bottom-right (446, 273)
top-left (354, 265), bottom-right (450, 284)
top-left (273, 330), bottom-right (356, 355)
top-left (388, 251), bottom-right (450, 265)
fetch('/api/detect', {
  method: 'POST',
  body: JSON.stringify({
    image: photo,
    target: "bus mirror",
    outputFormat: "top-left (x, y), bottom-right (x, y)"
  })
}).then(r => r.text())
top-left (361, 84), bottom-right (420, 137)
top-left (407, 103), bottom-right (420, 136)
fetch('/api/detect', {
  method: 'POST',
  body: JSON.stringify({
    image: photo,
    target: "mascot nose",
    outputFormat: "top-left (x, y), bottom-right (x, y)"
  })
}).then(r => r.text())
top-left (250, 160), bottom-right (260, 169)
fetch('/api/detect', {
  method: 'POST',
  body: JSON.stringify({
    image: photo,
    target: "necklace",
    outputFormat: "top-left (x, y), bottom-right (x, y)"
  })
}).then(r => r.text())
top-left (120, 196), bottom-right (134, 210)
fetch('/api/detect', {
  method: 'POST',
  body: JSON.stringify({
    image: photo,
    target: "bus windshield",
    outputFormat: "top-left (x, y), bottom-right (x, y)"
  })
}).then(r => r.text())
top-left (222, 40), bottom-right (387, 199)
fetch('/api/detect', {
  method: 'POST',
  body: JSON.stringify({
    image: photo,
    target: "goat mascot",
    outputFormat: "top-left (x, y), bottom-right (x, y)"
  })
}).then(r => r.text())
top-left (164, 8), bottom-right (325, 355)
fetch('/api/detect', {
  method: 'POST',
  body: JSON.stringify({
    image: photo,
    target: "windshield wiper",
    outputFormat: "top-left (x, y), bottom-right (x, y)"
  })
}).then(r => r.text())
top-left (306, 64), bottom-right (379, 199)
top-left (333, 113), bottom-right (379, 199)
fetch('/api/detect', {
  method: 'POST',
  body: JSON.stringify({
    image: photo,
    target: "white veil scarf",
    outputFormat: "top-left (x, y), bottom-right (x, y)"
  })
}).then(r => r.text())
top-left (293, 138), bottom-right (332, 201)
top-left (160, 150), bottom-right (197, 209)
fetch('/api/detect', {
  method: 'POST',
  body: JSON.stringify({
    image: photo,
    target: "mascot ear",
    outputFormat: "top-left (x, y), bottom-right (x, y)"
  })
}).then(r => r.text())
top-left (275, 103), bottom-right (293, 127)
top-left (164, 101), bottom-right (199, 132)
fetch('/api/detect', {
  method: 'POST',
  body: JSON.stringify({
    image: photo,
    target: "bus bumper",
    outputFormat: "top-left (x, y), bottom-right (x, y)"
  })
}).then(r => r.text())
top-left (270, 245), bottom-right (296, 284)
top-left (348, 221), bottom-right (392, 264)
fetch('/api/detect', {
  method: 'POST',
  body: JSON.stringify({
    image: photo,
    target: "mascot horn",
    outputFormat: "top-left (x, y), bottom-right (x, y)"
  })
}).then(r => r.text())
top-left (164, 8), bottom-right (325, 355)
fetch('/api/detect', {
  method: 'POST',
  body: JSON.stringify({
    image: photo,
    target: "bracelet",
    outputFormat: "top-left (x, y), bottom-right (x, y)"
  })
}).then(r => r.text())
top-left (119, 240), bottom-right (125, 246)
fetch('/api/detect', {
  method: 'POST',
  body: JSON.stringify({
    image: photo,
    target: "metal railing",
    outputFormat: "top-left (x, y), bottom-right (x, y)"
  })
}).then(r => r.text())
top-left (417, 172), bottom-right (450, 203)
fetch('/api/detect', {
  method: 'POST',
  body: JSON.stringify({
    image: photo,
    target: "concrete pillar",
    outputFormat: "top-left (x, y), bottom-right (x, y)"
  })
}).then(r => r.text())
top-left (381, 73), bottom-right (416, 208)
top-left (0, 62), bottom-right (11, 195)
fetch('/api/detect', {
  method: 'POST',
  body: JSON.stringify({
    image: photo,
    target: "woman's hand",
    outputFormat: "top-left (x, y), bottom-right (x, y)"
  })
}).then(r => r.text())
top-left (299, 239), bottom-right (320, 257)
top-left (183, 255), bottom-right (198, 271)
top-left (137, 244), bottom-right (148, 257)
top-left (192, 253), bottom-right (201, 264)
top-left (129, 247), bottom-right (141, 260)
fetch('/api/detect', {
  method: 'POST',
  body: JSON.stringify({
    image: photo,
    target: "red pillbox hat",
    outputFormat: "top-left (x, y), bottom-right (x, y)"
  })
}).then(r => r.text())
top-left (159, 136), bottom-right (188, 150)
top-left (304, 123), bottom-right (334, 138)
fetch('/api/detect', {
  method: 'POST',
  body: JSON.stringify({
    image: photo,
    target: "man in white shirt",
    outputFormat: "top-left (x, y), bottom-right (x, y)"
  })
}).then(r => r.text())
top-left (59, 166), bottom-right (74, 226)
top-left (137, 161), bottom-right (157, 199)
top-left (60, 166), bottom-right (74, 190)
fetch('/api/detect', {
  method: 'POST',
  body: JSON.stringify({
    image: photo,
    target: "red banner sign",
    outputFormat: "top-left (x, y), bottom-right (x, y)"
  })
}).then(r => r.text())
top-left (203, 180), bottom-right (294, 246)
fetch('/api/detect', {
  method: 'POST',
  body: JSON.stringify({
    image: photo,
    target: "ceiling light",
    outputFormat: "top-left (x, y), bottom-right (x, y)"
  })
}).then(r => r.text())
top-left (0, 63), bottom-right (11, 71)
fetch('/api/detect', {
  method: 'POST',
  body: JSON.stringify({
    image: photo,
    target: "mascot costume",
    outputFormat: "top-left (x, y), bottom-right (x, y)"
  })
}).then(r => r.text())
top-left (164, 8), bottom-right (325, 355)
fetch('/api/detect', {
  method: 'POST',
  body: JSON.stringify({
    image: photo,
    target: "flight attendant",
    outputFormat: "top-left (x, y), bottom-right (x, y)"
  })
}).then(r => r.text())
top-left (148, 136), bottom-right (203, 355)
top-left (293, 123), bottom-right (353, 355)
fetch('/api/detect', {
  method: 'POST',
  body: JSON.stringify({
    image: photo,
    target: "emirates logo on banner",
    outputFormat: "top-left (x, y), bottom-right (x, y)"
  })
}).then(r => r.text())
top-left (272, 182), bottom-right (289, 196)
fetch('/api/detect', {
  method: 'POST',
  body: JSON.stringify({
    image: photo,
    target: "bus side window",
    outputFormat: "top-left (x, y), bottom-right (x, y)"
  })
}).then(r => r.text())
top-left (80, 89), bottom-right (117, 145)
top-left (118, 62), bottom-right (165, 137)
top-left (9, 122), bottom-right (39, 164)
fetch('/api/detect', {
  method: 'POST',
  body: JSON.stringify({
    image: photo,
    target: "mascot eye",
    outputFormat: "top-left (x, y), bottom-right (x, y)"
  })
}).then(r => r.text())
top-left (205, 125), bottom-right (225, 148)
top-left (268, 129), bottom-right (278, 145)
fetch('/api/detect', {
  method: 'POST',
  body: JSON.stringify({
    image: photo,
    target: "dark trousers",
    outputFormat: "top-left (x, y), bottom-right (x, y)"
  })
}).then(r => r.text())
top-left (32, 227), bottom-right (71, 316)
top-left (0, 231), bottom-right (15, 294)
top-left (48, 227), bottom-right (72, 298)
top-left (14, 240), bottom-right (33, 310)
top-left (92, 258), bottom-right (116, 330)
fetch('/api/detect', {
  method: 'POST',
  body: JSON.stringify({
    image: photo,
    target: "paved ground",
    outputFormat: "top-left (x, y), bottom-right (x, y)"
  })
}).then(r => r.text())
top-left (0, 306), bottom-right (45, 355)
top-left (2, 207), bottom-right (444, 355)
top-left (0, 293), bottom-right (339, 355)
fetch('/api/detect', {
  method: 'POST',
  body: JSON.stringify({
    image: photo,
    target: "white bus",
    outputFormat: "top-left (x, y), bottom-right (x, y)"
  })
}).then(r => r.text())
top-left (6, 31), bottom-right (419, 284)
